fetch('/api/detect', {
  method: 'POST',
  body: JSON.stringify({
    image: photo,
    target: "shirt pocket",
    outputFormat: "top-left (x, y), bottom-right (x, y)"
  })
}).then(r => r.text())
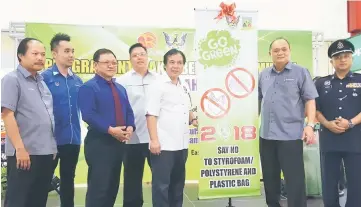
top-left (127, 85), bottom-right (144, 103)
top-left (347, 87), bottom-right (360, 99)
top-left (70, 80), bottom-right (82, 96)
top-left (162, 90), bottom-right (184, 112)
top-left (279, 78), bottom-right (299, 95)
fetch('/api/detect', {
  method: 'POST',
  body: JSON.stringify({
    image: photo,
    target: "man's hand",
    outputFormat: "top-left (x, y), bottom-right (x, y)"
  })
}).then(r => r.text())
top-left (335, 117), bottom-right (349, 130)
top-left (150, 139), bottom-right (161, 155)
top-left (325, 120), bottom-right (346, 134)
top-left (125, 126), bottom-right (133, 139)
top-left (108, 126), bottom-right (130, 142)
top-left (302, 126), bottom-right (315, 145)
top-left (16, 147), bottom-right (31, 170)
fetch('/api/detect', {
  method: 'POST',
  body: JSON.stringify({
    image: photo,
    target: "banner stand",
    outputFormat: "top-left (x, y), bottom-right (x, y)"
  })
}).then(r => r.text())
top-left (227, 198), bottom-right (234, 207)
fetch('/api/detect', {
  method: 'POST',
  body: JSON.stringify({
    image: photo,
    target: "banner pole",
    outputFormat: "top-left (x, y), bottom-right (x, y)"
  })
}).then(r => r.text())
top-left (226, 198), bottom-right (234, 207)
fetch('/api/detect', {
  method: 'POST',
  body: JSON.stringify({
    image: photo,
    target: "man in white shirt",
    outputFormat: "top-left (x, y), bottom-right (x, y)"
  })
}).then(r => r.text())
top-left (146, 49), bottom-right (198, 207)
top-left (116, 43), bottom-right (157, 207)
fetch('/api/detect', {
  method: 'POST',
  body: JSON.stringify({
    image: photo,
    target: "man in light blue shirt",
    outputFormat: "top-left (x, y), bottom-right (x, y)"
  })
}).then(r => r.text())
top-left (116, 43), bottom-right (158, 207)
top-left (42, 33), bottom-right (83, 207)
top-left (258, 37), bottom-right (318, 207)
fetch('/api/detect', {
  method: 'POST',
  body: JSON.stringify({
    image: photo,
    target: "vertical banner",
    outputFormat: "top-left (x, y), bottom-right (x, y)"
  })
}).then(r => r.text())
top-left (195, 5), bottom-right (261, 199)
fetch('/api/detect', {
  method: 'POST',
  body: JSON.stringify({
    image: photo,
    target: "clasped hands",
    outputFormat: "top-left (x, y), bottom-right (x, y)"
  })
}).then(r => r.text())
top-left (325, 117), bottom-right (350, 134)
top-left (108, 126), bottom-right (133, 142)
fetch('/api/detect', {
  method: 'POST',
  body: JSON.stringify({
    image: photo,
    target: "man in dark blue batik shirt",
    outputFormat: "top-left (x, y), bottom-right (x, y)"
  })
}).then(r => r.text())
top-left (42, 33), bottom-right (83, 207)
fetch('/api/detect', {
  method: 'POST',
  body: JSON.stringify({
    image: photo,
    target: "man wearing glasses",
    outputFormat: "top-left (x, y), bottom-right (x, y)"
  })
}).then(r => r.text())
top-left (315, 39), bottom-right (361, 207)
top-left (78, 48), bottom-right (135, 207)
top-left (116, 43), bottom-right (158, 207)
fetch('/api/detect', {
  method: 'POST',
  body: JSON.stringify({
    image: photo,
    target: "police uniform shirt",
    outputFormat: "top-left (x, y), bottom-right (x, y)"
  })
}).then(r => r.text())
top-left (146, 74), bottom-right (191, 151)
top-left (315, 72), bottom-right (361, 153)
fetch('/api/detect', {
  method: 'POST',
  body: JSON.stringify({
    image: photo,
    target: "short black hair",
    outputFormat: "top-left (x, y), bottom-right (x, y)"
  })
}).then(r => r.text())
top-left (93, 48), bottom-right (117, 62)
top-left (129, 43), bottom-right (147, 55)
top-left (50, 33), bottom-right (71, 51)
top-left (163, 49), bottom-right (186, 67)
top-left (269, 37), bottom-right (291, 51)
top-left (17, 37), bottom-right (43, 62)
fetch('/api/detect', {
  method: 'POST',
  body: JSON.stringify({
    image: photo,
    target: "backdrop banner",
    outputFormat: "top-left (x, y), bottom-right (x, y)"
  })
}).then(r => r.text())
top-left (23, 23), bottom-right (313, 185)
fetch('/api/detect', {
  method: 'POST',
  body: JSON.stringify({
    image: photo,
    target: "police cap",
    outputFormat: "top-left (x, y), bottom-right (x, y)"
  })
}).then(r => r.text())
top-left (328, 39), bottom-right (355, 58)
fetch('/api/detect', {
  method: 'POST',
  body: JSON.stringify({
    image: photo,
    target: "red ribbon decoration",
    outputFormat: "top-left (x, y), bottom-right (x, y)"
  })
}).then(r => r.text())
top-left (214, 2), bottom-right (237, 23)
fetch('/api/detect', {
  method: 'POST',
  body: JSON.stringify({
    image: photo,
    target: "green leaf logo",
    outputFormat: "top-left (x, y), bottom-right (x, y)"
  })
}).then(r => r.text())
top-left (198, 30), bottom-right (240, 68)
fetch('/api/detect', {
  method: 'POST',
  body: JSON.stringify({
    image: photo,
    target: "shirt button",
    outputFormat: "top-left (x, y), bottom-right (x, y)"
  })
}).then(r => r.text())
top-left (340, 82), bottom-right (343, 85)
top-left (339, 107), bottom-right (342, 110)
top-left (339, 90), bottom-right (342, 92)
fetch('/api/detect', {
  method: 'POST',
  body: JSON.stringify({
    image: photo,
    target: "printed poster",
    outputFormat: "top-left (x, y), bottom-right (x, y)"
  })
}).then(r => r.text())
top-left (195, 8), bottom-right (261, 199)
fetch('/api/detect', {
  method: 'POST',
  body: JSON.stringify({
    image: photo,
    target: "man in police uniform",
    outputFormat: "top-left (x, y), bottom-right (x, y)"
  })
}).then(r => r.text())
top-left (315, 39), bottom-right (361, 207)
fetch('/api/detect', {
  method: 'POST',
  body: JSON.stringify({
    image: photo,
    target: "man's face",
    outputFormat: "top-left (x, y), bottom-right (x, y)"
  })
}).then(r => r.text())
top-left (52, 40), bottom-right (74, 68)
top-left (94, 53), bottom-right (117, 79)
top-left (331, 52), bottom-right (353, 72)
top-left (130, 47), bottom-right (148, 70)
top-left (269, 39), bottom-right (291, 65)
top-left (165, 53), bottom-right (184, 80)
top-left (19, 40), bottom-right (46, 72)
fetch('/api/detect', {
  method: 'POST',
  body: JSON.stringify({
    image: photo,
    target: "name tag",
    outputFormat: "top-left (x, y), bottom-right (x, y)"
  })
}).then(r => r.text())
top-left (346, 83), bottom-right (361, 88)
top-left (284, 78), bottom-right (295, 81)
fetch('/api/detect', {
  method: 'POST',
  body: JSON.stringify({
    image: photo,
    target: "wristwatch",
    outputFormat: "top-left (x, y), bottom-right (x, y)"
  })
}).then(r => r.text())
top-left (348, 120), bottom-right (354, 129)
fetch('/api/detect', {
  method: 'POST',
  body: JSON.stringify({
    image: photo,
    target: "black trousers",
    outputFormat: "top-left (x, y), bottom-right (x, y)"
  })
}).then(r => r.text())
top-left (321, 152), bottom-right (361, 207)
top-left (84, 130), bottom-right (125, 207)
top-left (151, 149), bottom-right (188, 207)
top-left (338, 160), bottom-right (346, 190)
top-left (4, 154), bottom-right (54, 207)
top-left (51, 144), bottom-right (80, 207)
top-left (260, 138), bottom-right (307, 207)
top-left (123, 143), bottom-right (151, 207)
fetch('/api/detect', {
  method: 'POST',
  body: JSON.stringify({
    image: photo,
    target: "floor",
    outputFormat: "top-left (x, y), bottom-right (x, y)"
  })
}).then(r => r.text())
top-left (40, 184), bottom-right (346, 207)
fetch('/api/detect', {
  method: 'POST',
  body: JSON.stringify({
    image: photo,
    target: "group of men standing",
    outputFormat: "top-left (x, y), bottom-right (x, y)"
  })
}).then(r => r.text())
top-left (1, 31), bottom-right (360, 207)
top-left (259, 38), bottom-right (361, 207)
top-left (1, 33), bottom-right (196, 207)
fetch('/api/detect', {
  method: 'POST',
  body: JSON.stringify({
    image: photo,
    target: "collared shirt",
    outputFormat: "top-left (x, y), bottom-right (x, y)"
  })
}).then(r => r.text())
top-left (146, 74), bottom-right (191, 151)
top-left (116, 69), bottom-right (158, 144)
top-left (42, 64), bottom-right (83, 145)
top-left (1, 65), bottom-right (57, 156)
top-left (315, 72), bottom-right (361, 153)
top-left (259, 62), bottom-right (319, 140)
top-left (78, 74), bottom-right (136, 134)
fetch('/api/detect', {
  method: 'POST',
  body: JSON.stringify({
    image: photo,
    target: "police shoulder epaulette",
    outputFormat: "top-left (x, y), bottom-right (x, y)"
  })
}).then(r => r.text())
top-left (352, 73), bottom-right (361, 77)
top-left (316, 75), bottom-right (331, 83)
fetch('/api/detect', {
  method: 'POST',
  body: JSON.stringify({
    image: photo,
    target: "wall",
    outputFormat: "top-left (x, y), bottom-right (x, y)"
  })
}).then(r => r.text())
top-left (313, 40), bottom-right (335, 77)
top-left (0, 0), bottom-right (350, 40)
